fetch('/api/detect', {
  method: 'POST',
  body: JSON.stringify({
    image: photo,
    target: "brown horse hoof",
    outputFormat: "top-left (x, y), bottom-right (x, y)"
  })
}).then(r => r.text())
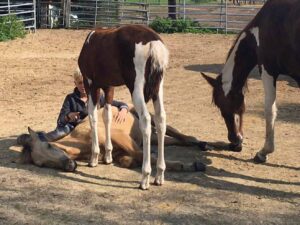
top-left (197, 141), bottom-right (212, 151)
top-left (194, 161), bottom-right (206, 172)
top-left (253, 153), bottom-right (266, 164)
top-left (228, 143), bottom-right (243, 152)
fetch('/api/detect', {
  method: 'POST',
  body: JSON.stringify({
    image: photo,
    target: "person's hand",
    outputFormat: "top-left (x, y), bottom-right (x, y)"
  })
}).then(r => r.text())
top-left (114, 108), bottom-right (128, 124)
top-left (67, 112), bottom-right (80, 122)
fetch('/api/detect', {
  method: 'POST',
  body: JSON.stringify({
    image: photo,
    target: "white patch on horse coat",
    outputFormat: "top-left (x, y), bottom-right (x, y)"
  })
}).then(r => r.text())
top-left (86, 31), bottom-right (95, 44)
top-left (260, 65), bottom-right (277, 157)
top-left (250, 27), bottom-right (260, 46)
top-left (87, 93), bottom-right (100, 165)
top-left (149, 40), bottom-right (169, 72)
top-left (222, 32), bottom-right (247, 96)
top-left (103, 103), bottom-right (113, 163)
top-left (87, 78), bottom-right (92, 86)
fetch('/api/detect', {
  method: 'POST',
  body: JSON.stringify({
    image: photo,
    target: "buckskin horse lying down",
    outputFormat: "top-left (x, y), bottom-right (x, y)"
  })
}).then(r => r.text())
top-left (16, 107), bottom-right (207, 173)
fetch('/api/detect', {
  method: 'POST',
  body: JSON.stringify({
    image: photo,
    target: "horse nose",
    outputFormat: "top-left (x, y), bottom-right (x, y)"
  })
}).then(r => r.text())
top-left (63, 159), bottom-right (77, 172)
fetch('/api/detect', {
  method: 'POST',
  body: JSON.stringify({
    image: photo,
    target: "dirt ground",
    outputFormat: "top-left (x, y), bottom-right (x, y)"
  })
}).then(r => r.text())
top-left (0, 30), bottom-right (299, 225)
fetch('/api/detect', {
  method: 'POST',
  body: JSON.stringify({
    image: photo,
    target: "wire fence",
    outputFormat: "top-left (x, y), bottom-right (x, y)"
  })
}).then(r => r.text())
top-left (0, 0), bottom-right (265, 33)
top-left (0, 0), bottom-right (36, 30)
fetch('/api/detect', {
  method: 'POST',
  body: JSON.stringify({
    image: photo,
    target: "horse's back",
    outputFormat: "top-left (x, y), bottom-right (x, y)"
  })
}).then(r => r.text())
top-left (78, 25), bottom-right (163, 87)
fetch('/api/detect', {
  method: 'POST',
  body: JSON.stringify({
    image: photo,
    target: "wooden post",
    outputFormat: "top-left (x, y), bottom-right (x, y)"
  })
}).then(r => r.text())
top-left (65, 0), bottom-right (71, 28)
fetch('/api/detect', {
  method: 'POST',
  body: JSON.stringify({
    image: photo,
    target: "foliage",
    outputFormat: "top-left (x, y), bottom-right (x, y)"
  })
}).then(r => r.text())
top-left (0, 15), bottom-right (26, 41)
top-left (149, 17), bottom-right (221, 34)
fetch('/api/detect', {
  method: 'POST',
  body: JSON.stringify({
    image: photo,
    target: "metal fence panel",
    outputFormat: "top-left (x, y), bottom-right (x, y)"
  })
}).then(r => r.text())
top-left (0, 0), bottom-right (36, 30)
top-left (148, 1), bottom-right (264, 32)
top-left (68, 0), bottom-right (148, 28)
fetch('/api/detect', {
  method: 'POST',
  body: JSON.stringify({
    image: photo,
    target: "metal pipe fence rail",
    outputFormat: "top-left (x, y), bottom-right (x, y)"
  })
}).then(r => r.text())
top-left (68, 0), bottom-right (148, 28)
top-left (0, 0), bottom-right (264, 32)
top-left (0, 0), bottom-right (36, 31)
top-left (148, 2), bottom-right (262, 32)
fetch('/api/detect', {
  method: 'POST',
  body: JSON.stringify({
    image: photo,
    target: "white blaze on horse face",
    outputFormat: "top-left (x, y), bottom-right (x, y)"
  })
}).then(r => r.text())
top-left (250, 27), bottom-right (260, 47)
top-left (222, 32), bottom-right (247, 96)
top-left (86, 31), bottom-right (95, 44)
top-left (87, 78), bottom-right (92, 86)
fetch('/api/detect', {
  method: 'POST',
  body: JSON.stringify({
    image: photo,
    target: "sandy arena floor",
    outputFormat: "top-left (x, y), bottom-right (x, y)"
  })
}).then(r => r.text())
top-left (0, 29), bottom-right (299, 224)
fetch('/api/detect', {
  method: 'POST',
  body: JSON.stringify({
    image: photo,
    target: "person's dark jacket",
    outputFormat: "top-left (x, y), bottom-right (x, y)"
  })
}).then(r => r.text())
top-left (57, 88), bottom-right (128, 128)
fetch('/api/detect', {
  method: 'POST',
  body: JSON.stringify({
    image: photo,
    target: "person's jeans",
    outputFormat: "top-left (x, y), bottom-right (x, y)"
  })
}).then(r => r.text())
top-left (38, 124), bottom-right (74, 142)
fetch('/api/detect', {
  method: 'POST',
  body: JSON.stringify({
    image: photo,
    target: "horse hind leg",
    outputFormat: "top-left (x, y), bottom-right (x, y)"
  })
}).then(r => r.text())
top-left (132, 94), bottom-right (152, 190)
top-left (132, 43), bottom-right (152, 190)
top-left (254, 67), bottom-right (277, 163)
top-left (152, 80), bottom-right (166, 186)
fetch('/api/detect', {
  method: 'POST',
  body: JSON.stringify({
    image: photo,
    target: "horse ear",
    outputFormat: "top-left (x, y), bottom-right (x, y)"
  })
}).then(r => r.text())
top-left (28, 127), bottom-right (39, 141)
top-left (201, 72), bottom-right (217, 88)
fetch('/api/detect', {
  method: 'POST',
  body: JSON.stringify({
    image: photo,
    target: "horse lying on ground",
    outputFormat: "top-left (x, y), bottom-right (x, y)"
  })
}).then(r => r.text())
top-left (16, 107), bottom-right (207, 174)
top-left (202, 0), bottom-right (300, 163)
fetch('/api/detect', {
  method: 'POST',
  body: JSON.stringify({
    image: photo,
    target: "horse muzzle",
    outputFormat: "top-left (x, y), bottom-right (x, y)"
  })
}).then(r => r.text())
top-left (63, 159), bottom-right (77, 172)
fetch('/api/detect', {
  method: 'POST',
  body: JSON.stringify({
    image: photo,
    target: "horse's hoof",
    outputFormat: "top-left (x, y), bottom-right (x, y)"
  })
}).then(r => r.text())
top-left (153, 178), bottom-right (164, 186)
top-left (198, 141), bottom-right (213, 151)
top-left (253, 153), bottom-right (266, 164)
top-left (139, 184), bottom-right (149, 190)
top-left (228, 143), bottom-right (243, 152)
top-left (193, 161), bottom-right (206, 172)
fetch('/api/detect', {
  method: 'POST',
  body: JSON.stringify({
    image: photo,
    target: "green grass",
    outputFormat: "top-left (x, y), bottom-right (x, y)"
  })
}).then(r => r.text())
top-left (0, 15), bottom-right (26, 41)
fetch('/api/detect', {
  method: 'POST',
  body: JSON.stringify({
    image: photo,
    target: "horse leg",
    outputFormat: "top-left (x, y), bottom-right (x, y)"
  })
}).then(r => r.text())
top-left (254, 67), bottom-right (277, 163)
top-left (87, 87), bottom-right (101, 167)
top-left (152, 80), bottom-right (166, 186)
top-left (132, 89), bottom-right (151, 190)
top-left (103, 87), bottom-right (114, 164)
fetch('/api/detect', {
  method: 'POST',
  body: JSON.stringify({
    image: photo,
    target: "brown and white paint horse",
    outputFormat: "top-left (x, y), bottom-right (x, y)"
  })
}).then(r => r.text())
top-left (16, 107), bottom-right (206, 174)
top-left (78, 25), bottom-right (169, 189)
top-left (202, 0), bottom-right (300, 163)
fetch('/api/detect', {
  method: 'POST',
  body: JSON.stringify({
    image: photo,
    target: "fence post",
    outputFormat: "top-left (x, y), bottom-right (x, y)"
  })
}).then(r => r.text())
top-left (183, 0), bottom-right (186, 20)
top-left (7, 0), bottom-right (10, 14)
top-left (225, 0), bottom-right (228, 34)
top-left (94, 0), bottom-right (98, 28)
top-left (33, 0), bottom-right (37, 31)
top-left (65, 0), bottom-right (71, 28)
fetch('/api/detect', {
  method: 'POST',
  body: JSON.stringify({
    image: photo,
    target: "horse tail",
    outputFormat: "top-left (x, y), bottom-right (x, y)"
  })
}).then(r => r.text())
top-left (144, 40), bottom-right (169, 103)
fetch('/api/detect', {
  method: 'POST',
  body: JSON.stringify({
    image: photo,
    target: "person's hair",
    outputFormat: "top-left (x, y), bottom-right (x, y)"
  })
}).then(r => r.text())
top-left (73, 67), bottom-right (83, 82)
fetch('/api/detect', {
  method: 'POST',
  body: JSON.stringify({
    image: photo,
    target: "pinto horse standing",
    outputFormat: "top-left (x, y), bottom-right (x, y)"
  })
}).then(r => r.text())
top-left (202, 0), bottom-right (300, 163)
top-left (78, 25), bottom-right (169, 190)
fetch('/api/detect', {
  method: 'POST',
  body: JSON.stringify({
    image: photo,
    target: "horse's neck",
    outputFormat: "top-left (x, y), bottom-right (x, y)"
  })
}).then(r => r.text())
top-left (222, 31), bottom-right (257, 96)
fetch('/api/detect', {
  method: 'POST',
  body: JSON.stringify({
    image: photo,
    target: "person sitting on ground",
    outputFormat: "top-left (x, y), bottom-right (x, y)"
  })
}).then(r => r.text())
top-left (40, 68), bottom-right (129, 142)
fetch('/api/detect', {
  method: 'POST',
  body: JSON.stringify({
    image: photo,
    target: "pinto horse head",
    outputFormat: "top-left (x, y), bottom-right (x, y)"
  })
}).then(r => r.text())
top-left (18, 127), bottom-right (77, 172)
top-left (202, 73), bottom-right (245, 151)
